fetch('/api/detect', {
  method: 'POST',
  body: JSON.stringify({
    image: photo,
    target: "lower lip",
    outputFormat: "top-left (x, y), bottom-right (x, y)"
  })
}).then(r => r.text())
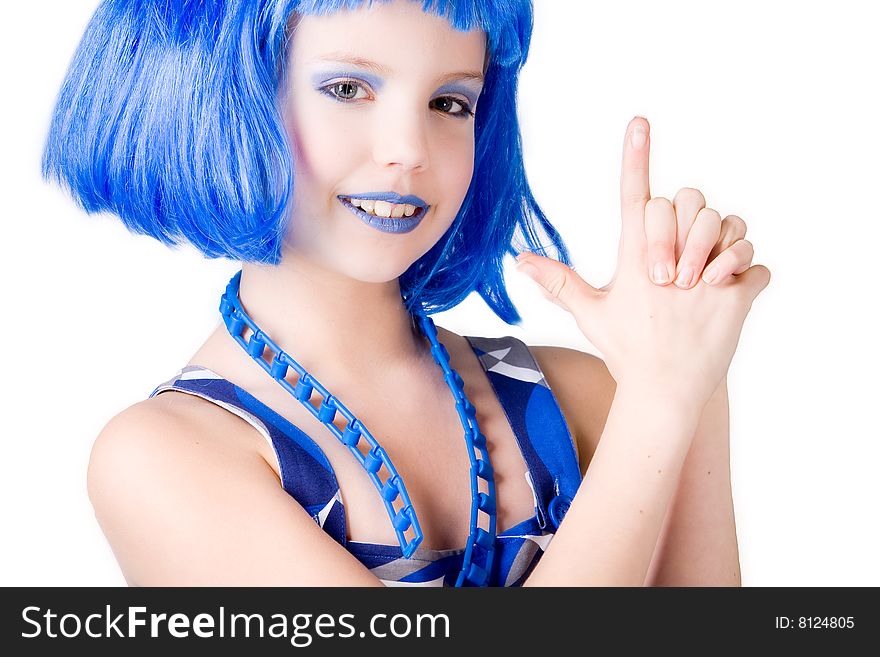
top-left (338, 198), bottom-right (426, 234)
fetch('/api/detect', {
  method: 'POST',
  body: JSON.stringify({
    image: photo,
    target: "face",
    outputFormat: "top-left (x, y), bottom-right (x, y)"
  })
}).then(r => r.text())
top-left (279, 0), bottom-right (487, 282)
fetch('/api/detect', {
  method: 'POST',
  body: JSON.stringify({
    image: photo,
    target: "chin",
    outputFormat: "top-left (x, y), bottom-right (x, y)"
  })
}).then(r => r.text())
top-left (357, 265), bottom-right (410, 285)
top-left (334, 256), bottom-right (411, 285)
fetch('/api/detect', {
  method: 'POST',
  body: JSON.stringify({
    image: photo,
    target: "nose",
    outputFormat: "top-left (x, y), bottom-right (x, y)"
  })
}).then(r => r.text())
top-left (372, 107), bottom-right (430, 174)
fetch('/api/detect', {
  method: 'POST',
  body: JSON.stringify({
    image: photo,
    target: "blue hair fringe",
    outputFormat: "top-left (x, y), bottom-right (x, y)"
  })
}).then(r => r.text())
top-left (42, 0), bottom-right (571, 326)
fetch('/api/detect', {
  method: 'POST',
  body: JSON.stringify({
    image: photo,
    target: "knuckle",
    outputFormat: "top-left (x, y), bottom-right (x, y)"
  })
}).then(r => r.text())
top-left (622, 190), bottom-right (650, 206)
top-left (645, 197), bottom-right (672, 211)
top-left (545, 271), bottom-right (570, 300)
top-left (696, 207), bottom-right (722, 222)
top-left (723, 214), bottom-right (748, 236)
top-left (647, 238), bottom-right (673, 253)
top-left (695, 210), bottom-right (723, 241)
top-left (673, 187), bottom-right (705, 206)
top-left (708, 250), bottom-right (729, 270)
top-left (687, 239), bottom-right (715, 255)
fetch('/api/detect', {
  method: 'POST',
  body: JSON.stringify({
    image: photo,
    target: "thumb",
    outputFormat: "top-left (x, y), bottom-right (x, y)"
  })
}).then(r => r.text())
top-left (515, 252), bottom-right (599, 314)
top-left (734, 264), bottom-right (772, 302)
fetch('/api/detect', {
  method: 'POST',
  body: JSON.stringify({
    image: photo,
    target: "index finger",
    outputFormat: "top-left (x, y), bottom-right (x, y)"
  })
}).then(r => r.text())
top-left (620, 116), bottom-right (652, 255)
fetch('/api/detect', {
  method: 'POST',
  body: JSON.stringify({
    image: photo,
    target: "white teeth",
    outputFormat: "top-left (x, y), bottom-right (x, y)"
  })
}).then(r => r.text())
top-left (346, 197), bottom-right (419, 219)
top-left (373, 200), bottom-right (393, 217)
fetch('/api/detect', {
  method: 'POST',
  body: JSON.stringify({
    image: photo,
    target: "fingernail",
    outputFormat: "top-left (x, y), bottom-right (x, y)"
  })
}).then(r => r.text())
top-left (631, 124), bottom-right (647, 149)
top-left (652, 262), bottom-right (668, 284)
top-left (516, 260), bottom-right (539, 280)
top-left (675, 267), bottom-right (694, 288)
top-left (702, 266), bottom-right (718, 284)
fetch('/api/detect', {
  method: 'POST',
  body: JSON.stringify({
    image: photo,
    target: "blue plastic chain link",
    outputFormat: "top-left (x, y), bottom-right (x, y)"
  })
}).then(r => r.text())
top-left (219, 270), bottom-right (497, 586)
top-left (411, 313), bottom-right (498, 587)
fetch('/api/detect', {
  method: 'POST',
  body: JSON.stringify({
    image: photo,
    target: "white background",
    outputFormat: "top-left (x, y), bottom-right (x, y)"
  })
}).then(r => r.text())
top-left (2, 0), bottom-right (877, 586)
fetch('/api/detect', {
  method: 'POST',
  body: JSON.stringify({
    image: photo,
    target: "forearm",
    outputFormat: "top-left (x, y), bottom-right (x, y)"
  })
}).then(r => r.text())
top-left (643, 380), bottom-right (741, 586)
top-left (523, 383), bottom-right (704, 586)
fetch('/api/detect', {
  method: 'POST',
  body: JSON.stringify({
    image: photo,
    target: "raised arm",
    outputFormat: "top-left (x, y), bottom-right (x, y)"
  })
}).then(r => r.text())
top-left (523, 380), bottom-right (703, 586)
top-left (515, 116), bottom-right (769, 586)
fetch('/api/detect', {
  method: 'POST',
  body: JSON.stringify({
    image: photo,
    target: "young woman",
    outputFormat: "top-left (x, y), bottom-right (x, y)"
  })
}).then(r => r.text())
top-left (42, 0), bottom-right (769, 586)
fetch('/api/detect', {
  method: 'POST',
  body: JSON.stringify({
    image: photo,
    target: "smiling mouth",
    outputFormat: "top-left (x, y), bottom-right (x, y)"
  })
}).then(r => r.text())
top-left (339, 197), bottom-right (427, 221)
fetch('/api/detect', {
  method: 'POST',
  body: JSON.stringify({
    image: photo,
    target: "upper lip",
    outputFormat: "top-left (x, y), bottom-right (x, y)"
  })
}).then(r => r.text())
top-left (338, 192), bottom-right (429, 209)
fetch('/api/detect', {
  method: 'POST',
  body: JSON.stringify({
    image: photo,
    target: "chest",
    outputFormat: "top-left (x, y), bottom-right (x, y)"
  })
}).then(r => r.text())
top-left (248, 347), bottom-right (538, 552)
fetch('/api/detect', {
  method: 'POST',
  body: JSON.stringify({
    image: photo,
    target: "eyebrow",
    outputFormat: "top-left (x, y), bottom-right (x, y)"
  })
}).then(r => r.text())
top-left (312, 53), bottom-right (485, 86)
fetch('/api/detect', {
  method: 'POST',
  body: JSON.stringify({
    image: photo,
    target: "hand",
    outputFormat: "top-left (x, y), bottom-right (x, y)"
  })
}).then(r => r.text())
top-left (515, 117), bottom-right (771, 411)
top-left (646, 186), bottom-right (753, 290)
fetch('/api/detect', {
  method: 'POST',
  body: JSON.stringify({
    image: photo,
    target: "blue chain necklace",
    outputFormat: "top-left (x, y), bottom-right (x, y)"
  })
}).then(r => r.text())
top-left (218, 270), bottom-right (498, 587)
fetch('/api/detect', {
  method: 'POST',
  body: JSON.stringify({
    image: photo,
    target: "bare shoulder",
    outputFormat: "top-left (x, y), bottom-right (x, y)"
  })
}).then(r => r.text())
top-left (528, 345), bottom-right (617, 476)
top-left (88, 393), bottom-right (273, 487)
top-left (85, 396), bottom-right (266, 571)
top-left (86, 395), bottom-right (382, 585)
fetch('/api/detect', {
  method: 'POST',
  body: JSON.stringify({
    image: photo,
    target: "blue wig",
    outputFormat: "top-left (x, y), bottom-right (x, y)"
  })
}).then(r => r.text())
top-left (42, 0), bottom-right (572, 325)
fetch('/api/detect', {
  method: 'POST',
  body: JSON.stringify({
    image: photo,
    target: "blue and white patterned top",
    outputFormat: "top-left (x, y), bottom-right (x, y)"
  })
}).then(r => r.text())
top-left (149, 335), bottom-right (582, 586)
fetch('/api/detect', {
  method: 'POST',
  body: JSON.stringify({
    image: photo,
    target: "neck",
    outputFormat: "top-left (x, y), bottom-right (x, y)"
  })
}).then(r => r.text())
top-left (235, 255), bottom-right (430, 382)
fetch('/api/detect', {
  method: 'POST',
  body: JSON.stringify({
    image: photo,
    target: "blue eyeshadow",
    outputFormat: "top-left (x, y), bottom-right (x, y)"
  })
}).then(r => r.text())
top-left (311, 69), bottom-right (385, 91)
top-left (310, 69), bottom-right (482, 110)
top-left (434, 83), bottom-right (481, 108)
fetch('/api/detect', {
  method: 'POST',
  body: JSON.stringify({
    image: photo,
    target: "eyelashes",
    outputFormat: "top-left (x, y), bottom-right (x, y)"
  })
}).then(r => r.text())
top-left (317, 79), bottom-right (475, 119)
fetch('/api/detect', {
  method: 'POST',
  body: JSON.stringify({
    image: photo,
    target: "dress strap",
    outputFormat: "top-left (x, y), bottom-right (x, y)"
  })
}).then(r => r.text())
top-left (464, 336), bottom-right (582, 531)
top-left (149, 366), bottom-right (348, 546)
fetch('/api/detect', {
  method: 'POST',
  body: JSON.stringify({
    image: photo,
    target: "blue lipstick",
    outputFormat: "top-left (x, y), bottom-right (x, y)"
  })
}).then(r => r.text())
top-left (337, 192), bottom-right (430, 234)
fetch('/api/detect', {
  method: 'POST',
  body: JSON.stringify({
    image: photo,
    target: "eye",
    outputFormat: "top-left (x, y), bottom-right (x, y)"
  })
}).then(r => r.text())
top-left (318, 79), bottom-right (475, 119)
top-left (319, 79), bottom-right (370, 102)
top-left (431, 96), bottom-right (475, 119)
